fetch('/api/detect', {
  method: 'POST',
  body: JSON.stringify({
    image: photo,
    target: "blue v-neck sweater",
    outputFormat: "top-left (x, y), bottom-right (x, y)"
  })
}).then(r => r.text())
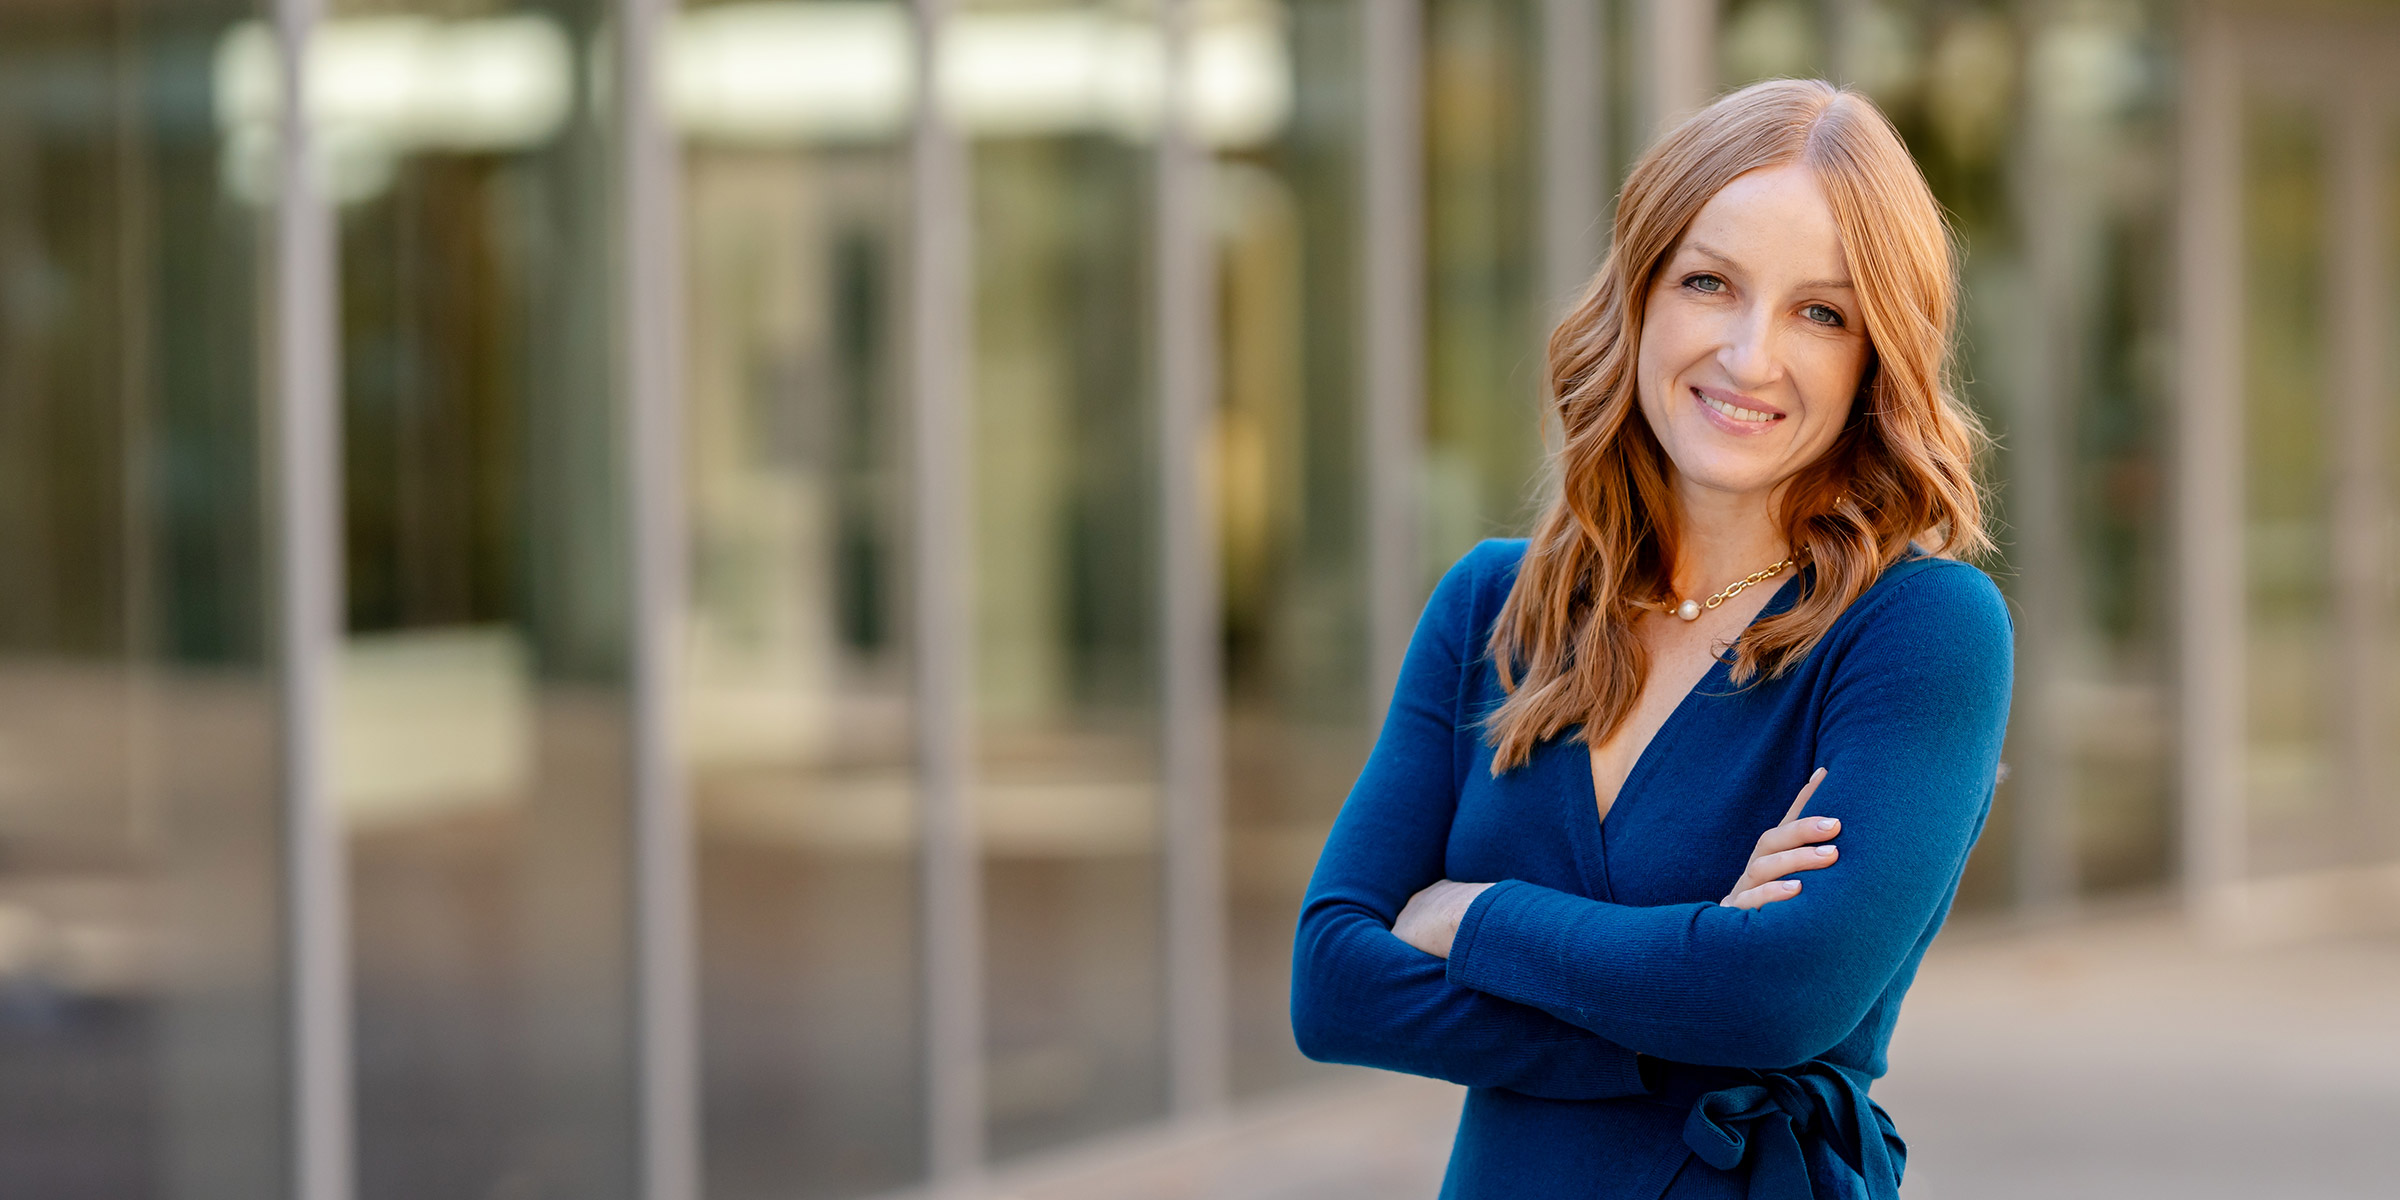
top-left (1291, 539), bottom-right (2013, 1199)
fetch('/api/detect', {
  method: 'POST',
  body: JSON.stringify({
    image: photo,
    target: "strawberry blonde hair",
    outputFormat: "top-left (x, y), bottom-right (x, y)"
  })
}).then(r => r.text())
top-left (1483, 78), bottom-right (1991, 774)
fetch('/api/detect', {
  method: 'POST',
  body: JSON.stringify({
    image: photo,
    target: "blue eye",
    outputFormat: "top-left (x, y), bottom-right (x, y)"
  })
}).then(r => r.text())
top-left (1803, 303), bottom-right (1844, 327)
top-left (1684, 274), bottom-right (1726, 294)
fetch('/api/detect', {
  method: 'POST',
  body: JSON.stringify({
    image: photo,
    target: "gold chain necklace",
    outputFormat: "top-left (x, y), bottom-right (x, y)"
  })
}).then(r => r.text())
top-left (1632, 554), bottom-right (1799, 622)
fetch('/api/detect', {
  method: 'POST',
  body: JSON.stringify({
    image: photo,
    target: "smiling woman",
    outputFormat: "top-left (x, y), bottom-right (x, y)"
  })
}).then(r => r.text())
top-left (1291, 80), bottom-right (2012, 1200)
top-left (1485, 80), bottom-right (1990, 782)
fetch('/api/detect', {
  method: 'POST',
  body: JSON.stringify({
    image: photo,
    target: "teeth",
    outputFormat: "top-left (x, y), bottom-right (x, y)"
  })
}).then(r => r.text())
top-left (1703, 394), bottom-right (1778, 423)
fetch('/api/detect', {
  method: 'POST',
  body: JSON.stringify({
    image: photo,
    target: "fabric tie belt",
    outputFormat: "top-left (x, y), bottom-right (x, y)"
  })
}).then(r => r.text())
top-left (1628, 1060), bottom-right (1906, 1199)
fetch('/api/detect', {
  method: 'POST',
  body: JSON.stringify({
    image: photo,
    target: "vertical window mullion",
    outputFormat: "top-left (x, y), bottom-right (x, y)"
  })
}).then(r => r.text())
top-left (1363, 0), bottom-right (1425, 713)
top-left (1539, 0), bottom-right (1606, 321)
top-left (2174, 9), bottom-right (2247, 926)
top-left (619, 0), bottom-right (699, 1193)
top-left (272, 0), bottom-right (353, 1196)
top-left (909, 0), bottom-right (984, 1183)
top-left (1158, 0), bottom-right (1230, 1120)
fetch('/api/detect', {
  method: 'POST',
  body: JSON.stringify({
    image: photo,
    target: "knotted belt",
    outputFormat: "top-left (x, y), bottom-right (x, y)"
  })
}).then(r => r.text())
top-left (1626, 1060), bottom-right (1906, 1199)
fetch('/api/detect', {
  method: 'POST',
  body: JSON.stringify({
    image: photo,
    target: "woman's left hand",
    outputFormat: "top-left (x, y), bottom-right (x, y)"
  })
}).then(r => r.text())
top-left (1393, 879), bottom-right (1495, 959)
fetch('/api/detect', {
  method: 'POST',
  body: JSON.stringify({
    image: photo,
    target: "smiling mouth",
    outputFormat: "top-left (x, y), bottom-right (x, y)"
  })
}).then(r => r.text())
top-left (1697, 390), bottom-right (1782, 424)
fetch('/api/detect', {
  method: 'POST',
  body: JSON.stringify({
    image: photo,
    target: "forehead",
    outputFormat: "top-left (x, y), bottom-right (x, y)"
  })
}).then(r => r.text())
top-left (1677, 163), bottom-right (1848, 277)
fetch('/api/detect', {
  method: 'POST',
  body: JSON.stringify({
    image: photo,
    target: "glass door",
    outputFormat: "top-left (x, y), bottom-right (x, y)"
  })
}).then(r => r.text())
top-left (0, 1), bottom-right (284, 1195)
top-left (309, 2), bottom-right (640, 1194)
top-left (2182, 6), bottom-right (2400, 919)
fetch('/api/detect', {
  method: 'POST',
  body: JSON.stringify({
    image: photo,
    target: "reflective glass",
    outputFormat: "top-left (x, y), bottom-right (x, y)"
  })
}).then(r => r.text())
top-left (1720, 0), bottom-right (1830, 83)
top-left (2033, 9), bottom-right (2176, 894)
top-left (1210, 0), bottom-right (1375, 1098)
top-left (1424, 0), bottom-right (1547, 581)
top-left (965, 0), bottom-right (1170, 1159)
top-left (0, 2), bottom-right (284, 1195)
top-left (1953, 5), bottom-right (2175, 899)
top-left (2242, 99), bottom-right (2340, 877)
top-left (676, 0), bottom-right (925, 1193)
top-left (309, 1), bottom-right (638, 1194)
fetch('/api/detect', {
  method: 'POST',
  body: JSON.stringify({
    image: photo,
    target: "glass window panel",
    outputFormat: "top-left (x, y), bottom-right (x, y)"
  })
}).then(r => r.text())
top-left (1990, 6), bottom-right (2175, 897)
top-left (1911, 4), bottom-right (2024, 911)
top-left (965, 0), bottom-right (1169, 1160)
top-left (2058, 123), bottom-right (2176, 890)
top-left (0, 3), bottom-right (284, 1196)
top-left (321, 2), bottom-right (636, 1195)
top-left (1211, 0), bottom-right (1374, 1099)
top-left (677, 2), bottom-right (925, 1190)
top-left (2242, 98), bottom-right (2340, 877)
top-left (2379, 119), bottom-right (2400, 860)
top-left (1424, 0), bottom-right (1546, 580)
top-left (1720, 0), bottom-right (1829, 85)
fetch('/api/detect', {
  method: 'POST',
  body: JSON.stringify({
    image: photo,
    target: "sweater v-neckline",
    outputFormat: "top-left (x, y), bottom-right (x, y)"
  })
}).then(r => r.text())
top-left (1565, 569), bottom-right (1804, 899)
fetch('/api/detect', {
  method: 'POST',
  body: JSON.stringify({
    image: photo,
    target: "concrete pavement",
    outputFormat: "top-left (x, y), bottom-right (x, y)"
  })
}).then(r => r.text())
top-left (971, 907), bottom-right (2400, 1199)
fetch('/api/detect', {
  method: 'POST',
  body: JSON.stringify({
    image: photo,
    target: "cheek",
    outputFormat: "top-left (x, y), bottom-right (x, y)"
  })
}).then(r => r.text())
top-left (1633, 339), bottom-right (1659, 417)
top-left (1634, 298), bottom-right (1699, 408)
top-left (1796, 341), bottom-right (1869, 427)
top-left (1632, 317), bottom-right (1667, 421)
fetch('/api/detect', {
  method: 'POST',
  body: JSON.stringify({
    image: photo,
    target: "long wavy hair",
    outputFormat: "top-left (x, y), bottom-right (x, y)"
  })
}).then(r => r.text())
top-left (1483, 78), bottom-right (1991, 775)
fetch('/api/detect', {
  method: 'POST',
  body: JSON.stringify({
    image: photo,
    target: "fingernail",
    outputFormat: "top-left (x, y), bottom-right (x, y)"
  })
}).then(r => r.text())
top-left (1781, 880), bottom-right (1801, 890)
top-left (1814, 845), bottom-right (1836, 857)
top-left (1815, 818), bottom-right (1839, 831)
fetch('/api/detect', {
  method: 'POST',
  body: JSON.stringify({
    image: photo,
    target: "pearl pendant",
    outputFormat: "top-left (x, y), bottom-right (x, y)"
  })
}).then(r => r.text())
top-left (1676, 599), bottom-right (1702, 621)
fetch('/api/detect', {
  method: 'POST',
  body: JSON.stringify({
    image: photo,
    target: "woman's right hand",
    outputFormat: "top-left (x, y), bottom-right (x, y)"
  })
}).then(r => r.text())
top-left (1720, 767), bottom-right (1839, 909)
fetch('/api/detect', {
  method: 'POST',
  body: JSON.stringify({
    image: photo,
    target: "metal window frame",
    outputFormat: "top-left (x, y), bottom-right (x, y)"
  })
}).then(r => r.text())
top-left (618, 0), bottom-right (699, 1192)
top-left (1540, 0), bottom-right (1606, 322)
top-left (2174, 5), bottom-right (2245, 927)
top-left (907, 0), bottom-right (985, 1186)
top-left (1634, 0), bottom-right (1714, 141)
top-left (272, 1), bottom-right (353, 1196)
top-left (1535, 0), bottom-right (1608, 519)
top-left (1157, 0), bottom-right (1231, 1121)
top-left (1364, 0), bottom-right (1425, 713)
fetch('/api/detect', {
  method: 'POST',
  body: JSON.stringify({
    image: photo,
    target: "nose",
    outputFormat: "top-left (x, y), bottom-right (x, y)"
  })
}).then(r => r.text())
top-left (1715, 301), bottom-right (1783, 391)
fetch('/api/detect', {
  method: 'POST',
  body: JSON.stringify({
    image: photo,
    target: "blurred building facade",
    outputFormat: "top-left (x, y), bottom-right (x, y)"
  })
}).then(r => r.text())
top-left (0, 0), bottom-right (2392, 1197)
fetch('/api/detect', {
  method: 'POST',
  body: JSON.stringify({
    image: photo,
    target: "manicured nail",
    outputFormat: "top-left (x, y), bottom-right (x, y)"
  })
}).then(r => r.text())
top-left (1781, 880), bottom-right (1800, 891)
top-left (1814, 845), bottom-right (1836, 857)
top-left (1815, 818), bottom-right (1839, 831)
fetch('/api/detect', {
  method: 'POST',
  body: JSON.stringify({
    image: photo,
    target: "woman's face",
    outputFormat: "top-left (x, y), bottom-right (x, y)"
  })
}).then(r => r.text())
top-left (1635, 162), bottom-right (1871, 507)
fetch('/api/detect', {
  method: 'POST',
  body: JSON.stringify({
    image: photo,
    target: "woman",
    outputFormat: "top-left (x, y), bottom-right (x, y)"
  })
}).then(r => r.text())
top-left (1289, 79), bottom-right (2012, 1199)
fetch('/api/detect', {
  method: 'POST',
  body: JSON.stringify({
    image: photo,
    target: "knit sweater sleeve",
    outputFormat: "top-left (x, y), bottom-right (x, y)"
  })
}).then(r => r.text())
top-left (1443, 561), bottom-right (2014, 1070)
top-left (1288, 542), bottom-right (1651, 1100)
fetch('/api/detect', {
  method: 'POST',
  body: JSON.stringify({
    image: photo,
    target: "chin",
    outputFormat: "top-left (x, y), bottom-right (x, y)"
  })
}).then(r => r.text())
top-left (1667, 447), bottom-right (1790, 499)
top-left (1684, 473), bottom-right (1785, 501)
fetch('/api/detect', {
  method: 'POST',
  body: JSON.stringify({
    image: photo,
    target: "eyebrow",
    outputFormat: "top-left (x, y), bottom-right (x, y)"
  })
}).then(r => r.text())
top-left (1681, 241), bottom-right (1856, 293)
